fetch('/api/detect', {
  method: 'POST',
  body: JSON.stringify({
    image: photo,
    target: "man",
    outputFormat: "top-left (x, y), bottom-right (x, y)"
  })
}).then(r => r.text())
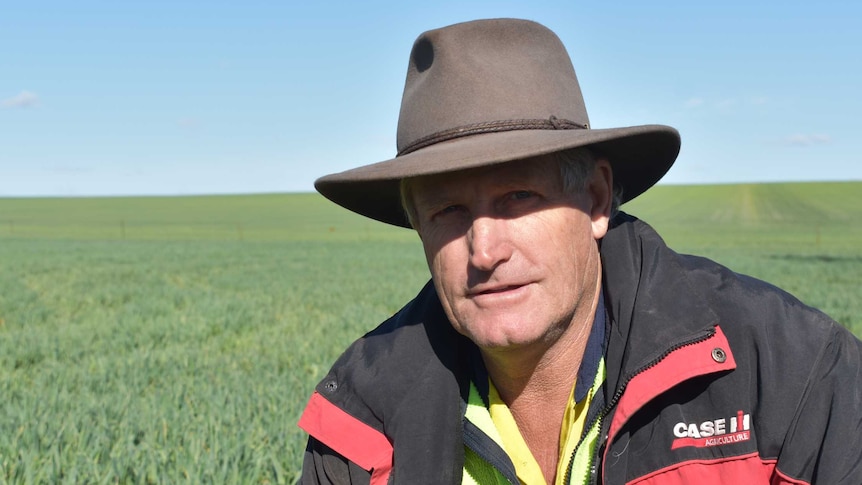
top-left (298, 19), bottom-right (862, 484)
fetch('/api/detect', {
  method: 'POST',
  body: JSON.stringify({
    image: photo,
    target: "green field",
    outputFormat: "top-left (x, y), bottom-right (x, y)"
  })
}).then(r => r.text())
top-left (1, 183), bottom-right (860, 483)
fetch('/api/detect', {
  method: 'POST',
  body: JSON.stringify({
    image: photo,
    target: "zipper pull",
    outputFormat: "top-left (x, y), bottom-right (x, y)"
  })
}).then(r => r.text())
top-left (589, 433), bottom-right (608, 484)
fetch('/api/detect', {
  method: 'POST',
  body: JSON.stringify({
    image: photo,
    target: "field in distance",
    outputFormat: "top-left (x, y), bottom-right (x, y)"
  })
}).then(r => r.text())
top-left (0, 181), bottom-right (859, 483)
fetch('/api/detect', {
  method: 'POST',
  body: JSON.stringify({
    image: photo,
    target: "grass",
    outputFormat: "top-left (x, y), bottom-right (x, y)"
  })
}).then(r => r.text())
top-left (0, 193), bottom-right (413, 242)
top-left (0, 238), bottom-right (427, 484)
top-left (0, 182), bottom-right (860, 483)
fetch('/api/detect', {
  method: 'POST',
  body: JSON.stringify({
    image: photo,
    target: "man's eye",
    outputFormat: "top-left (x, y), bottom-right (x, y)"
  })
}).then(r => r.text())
top-left (434, 205), bottom-right (462, 218)
top-left (511, 190), bottom-right (534, 200)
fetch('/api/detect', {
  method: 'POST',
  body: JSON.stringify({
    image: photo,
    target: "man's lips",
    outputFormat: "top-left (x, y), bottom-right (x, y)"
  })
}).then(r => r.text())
top-left (468, 283), bottom-right (528, 297)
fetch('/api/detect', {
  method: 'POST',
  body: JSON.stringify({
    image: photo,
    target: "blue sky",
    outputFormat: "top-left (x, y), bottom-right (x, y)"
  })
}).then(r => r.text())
top-left (2, 0), bottom-right (860, 196)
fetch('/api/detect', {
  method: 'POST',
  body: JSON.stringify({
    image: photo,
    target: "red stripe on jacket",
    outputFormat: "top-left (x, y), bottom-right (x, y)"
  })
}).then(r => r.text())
top-left (298, 391), bottom-right (393, 485)
top-left (609, 326), bottom-right (737, 443)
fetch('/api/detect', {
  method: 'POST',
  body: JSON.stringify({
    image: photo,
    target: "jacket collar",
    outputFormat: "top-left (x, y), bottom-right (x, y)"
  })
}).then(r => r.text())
top-left (600, 212), bottom-right (720, 395)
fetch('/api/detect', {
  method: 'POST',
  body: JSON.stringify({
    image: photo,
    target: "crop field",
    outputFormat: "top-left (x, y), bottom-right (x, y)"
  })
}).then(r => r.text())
top-left (1, 182), bottom-right (860, 483)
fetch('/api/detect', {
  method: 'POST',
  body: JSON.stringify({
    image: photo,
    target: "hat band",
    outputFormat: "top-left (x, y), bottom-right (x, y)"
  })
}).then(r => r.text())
top-left (397, 116), bottom-right (589, 156)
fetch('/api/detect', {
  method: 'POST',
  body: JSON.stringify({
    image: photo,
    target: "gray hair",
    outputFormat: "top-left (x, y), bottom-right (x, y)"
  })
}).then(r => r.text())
top-left (400, 147), bottom-right (622, 229)
top-left (555, 148), bottom-right (623, 219)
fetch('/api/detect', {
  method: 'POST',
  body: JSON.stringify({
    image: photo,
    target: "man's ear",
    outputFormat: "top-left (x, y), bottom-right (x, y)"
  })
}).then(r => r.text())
top-left (588, 159), bottom-right (613, 240)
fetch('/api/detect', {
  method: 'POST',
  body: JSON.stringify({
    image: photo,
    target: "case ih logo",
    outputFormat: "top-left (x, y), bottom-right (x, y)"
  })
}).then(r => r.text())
top-left (671, 410), bottom-right (751, 449)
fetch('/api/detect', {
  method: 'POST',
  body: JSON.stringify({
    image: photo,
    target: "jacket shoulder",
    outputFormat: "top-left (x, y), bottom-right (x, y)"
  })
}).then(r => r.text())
top-left (302, 280), bottom-right (469, 483)
top-left (676, 250), bottom-right (844, 341)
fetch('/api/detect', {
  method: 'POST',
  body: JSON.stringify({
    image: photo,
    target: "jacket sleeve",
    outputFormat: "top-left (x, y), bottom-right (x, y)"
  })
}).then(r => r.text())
top-left (300, 437), bottom-right (372, 485)
top-left (774, 323), bottom-right (862, 484)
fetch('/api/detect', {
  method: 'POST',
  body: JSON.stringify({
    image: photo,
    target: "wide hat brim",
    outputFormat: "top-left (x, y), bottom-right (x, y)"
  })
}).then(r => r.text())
top-left (315, 124), bottom-right (680, 228)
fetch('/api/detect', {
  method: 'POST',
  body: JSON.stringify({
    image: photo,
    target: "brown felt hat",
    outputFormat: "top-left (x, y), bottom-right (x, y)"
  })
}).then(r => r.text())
top-left (315, 18), bottom-right (680, 228)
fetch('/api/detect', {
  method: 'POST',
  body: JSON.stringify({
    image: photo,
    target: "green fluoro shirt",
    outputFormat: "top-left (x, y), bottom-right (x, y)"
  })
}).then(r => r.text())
top-left (462, 359), bottom-right (606, 485)
top-left (462, 295), bottom-right (608, 485)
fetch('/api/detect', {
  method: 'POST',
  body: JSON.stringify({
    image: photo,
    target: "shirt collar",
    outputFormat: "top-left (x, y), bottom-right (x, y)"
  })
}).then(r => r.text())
top-left (575, 288), bottom-right (606, 402)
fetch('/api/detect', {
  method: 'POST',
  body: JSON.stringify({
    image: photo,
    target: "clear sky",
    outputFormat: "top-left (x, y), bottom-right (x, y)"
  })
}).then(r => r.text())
top-left (2, 0), bottom-right (860, 196)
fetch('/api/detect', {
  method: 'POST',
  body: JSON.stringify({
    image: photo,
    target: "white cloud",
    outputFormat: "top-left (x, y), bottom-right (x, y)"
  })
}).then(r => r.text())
top-left (714, 98), bottom-right (737, 110)
top-left (2, 90), bottom-right (39, 108)
top-left (685, 97), bottom-right (704, 108)
top-left (177, 117), bottom-right (200, 128)
top-left (783, 134), bottom-right (832, 146)
top-left (45, 164), bottom-right (91, 174)
top-left (685, 96), bottom-right (767, 111)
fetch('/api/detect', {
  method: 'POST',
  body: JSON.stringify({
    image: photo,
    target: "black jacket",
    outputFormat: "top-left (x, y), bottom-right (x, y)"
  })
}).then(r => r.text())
top-left (299, 214), bottom-right (862, 484)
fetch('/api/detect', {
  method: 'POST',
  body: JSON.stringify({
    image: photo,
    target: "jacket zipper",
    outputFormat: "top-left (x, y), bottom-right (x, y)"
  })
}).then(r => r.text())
top-left (564, 328), bottom-right (716, 485)
top-left (463, 415), bottom-right (520, 484)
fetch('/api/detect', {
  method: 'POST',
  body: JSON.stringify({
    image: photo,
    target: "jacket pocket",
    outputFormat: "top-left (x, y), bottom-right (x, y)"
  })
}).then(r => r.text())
top-left (627, 452), bottom-right (782, 485)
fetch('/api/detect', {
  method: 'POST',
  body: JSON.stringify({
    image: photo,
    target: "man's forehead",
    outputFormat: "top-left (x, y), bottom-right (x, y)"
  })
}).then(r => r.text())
top-left (410, 156), bottom-right (558, 196)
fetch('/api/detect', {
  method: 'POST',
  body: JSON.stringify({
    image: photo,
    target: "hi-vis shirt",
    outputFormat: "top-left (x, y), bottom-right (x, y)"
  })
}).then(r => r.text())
top-left (462, 295), bottom-right (608, 485)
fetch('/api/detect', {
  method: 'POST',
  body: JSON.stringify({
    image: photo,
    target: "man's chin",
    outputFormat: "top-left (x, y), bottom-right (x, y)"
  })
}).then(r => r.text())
top-left (466, 332), bottom-right (552, 354)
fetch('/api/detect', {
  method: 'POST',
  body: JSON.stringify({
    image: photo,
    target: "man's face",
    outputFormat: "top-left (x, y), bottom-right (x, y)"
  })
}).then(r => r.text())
top-left (409, 156), bottom-right (612, 353)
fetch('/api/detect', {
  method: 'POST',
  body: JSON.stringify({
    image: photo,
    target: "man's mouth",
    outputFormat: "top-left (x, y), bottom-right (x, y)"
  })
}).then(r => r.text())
top-left (469, 283), bottom-right (527, 297)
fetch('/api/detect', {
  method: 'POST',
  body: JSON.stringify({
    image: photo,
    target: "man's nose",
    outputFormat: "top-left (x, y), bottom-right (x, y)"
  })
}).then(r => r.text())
top-left (467, 216), bottom-right (512, 271)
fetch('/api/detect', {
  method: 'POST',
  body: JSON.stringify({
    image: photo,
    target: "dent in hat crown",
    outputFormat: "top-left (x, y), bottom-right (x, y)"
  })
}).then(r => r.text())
top-left (396, 18), bottom-right (590, 155)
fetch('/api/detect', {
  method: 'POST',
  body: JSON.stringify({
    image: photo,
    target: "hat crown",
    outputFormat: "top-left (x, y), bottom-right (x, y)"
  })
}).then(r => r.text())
top-left (396, 19), bottom-right (590, 154)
